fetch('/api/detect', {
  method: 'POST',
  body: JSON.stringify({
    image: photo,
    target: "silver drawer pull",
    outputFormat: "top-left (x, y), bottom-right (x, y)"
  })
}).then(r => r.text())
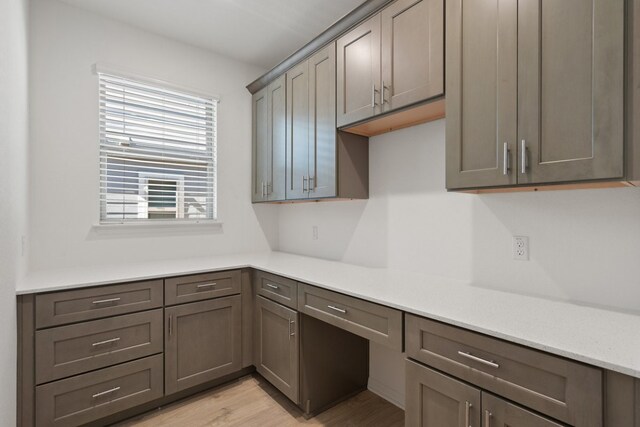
top-left (196, 282), bottom-right (216, 289)
top-left (92, 297), bottom-right (121, 305)
top-left (327, 305), bottom-right (347, 314)
top-left (92, 386), bottom-right (120, 398)
top-left (465, 401), bottom-right (472, 427)
top-left (485, 410), bottom-right (492, 427)
top-left (92, 337), bottom-right (121, 347)
top-left (457, 351), bottom-right (500, 368)
top-left (265, 283), bottom-right (279, 290)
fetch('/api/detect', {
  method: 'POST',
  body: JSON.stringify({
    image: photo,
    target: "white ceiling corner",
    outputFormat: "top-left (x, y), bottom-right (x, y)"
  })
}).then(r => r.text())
top-left (57, 0), bottom-right (368, 69)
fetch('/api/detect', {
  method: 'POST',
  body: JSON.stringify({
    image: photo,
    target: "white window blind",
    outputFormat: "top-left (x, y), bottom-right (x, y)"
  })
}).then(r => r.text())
top-left (98, 73), bottom-right (217, 223)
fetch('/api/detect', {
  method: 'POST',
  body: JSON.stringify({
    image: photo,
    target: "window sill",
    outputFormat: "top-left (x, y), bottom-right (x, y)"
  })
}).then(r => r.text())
top-left (91, 220), bottom-right (223, 235)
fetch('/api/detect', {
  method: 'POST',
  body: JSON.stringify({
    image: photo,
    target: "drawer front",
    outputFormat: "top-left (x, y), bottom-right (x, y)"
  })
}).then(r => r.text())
top-left (35, 309), bottom-right (163, 384)
top-left (297, 283), bottom-right (403, 351)
top-left (35, 354), bottom-right (163, 427)
top-left (406, 314), bottom-right (602, 427)
top-left (165, 270), bottom-right (241, 305)
top-left (36, 280), bottom-right (163, 328)
top-left (255, 270), bottom-right (298, 309)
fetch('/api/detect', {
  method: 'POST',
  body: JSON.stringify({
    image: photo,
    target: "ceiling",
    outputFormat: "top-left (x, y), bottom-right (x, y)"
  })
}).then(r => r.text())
top-left (59, 0), bottom-right (368, 70)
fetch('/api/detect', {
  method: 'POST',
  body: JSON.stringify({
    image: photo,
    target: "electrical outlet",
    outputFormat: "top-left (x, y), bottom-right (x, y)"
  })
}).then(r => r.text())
top-left (312, 226), bottom-right (318, 241)
top-left (513, 236), bottom-right (529, 261)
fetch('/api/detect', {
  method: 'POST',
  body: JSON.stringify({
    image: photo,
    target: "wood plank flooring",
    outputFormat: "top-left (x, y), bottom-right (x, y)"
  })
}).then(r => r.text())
top-left (114, 375), bottom-right (404, 426)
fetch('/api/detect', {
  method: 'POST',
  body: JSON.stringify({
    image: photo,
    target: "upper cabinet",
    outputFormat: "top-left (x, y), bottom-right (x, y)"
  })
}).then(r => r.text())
top-left (446, 0), bottom-right (625, 191)
top-left (252, 75), bottom-right (286, 202)
top-left (287, 42), bottom-right (369, 201)
top-left (337, 0), bottom-right (444, 129)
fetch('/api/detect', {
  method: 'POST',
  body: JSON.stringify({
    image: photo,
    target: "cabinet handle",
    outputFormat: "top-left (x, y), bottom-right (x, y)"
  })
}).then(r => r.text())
top-left (521, 139), bottom-right (528, 174)
top-left (92, 297), bottom-right (121, 305)
top-left (265, 283), bottom-right (279, 290)
top-left (302, 176), bottom-right (308, 192)
top-left (327, 305), bottom-right (347, 314)
top-left (196, 282), bottom-right (216, 289)
top-left (502, 142), bottom-right (510, 176)
top-left (484, 410), bottom-right (492, 427)
top-left (168, 315), bottom-right (173, 337)
top-left (266, 182), bottom-right (271, 196)
top-left (372, 84), bottom-right (379, 108)
top-left (308, 176), bottom-right (314, 192)
top-left (457, 351), bottom-right (500, 368)
top-left (92, 386), bottom-right (120, 399)
top-left (91, 337), bottom-right (121, 347)
top-left (465, 401), bottom-right (472, 427)
top-left (381, 81), bottom-right (390, 106)
top-left (289, 319), bottom-right (295, 339)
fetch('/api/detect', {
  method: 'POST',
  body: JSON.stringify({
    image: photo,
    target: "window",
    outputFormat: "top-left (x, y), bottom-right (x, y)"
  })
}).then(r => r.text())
top-left (98, 72), bottom-right (217, 223)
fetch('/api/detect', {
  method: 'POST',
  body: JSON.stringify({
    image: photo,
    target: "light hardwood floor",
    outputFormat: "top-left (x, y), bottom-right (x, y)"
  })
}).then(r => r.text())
top-left (114, 375), bottom-right (404, 427)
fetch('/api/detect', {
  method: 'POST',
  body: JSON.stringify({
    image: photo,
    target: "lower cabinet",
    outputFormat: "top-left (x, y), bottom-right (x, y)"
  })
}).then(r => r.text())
top-left (255, 295), bottom-right (300, 404)
top-left (165, 295), bottom-right (242, 394)
top-left (406, 360), bottom-right (563, 427)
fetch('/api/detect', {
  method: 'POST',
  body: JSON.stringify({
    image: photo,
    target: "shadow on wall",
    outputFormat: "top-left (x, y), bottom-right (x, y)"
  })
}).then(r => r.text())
top-left (470, 186), bottom-right (640, 312)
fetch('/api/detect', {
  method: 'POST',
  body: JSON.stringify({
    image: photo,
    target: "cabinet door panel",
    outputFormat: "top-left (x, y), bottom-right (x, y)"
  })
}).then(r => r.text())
top-left (445, 0), bottom-right (518, 189)
top-left (381, 0), bottom-right (444, 112)
top-left (337, 14), bottom-right (382, 127)
top-left (165, 296), bottom-right (241, 394)
top-left (518, 0), bottom-right (624, 184)
top-left (252, 87), bottom-right (269, 202)
top-left (268, 75), bottom-right (286, 201)
top-left (255, 296), bottom-right (299, 404)
top-left (483, 393), bottom-right (564, 427)
top-left (286, 61), bottom-right (310, 200)
top-left (406, 359), bottom-right (481, 427)
top-left (309, 43), bottom-right (337, 199)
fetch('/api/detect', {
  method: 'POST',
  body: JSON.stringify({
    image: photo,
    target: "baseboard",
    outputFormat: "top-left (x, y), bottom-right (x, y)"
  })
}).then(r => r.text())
top-left (368, 377), bottom-right (405, 410)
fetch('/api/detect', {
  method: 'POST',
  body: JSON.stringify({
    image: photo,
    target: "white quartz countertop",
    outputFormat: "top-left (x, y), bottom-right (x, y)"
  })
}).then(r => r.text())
top-left (17, 251), bottom-right (640, 378)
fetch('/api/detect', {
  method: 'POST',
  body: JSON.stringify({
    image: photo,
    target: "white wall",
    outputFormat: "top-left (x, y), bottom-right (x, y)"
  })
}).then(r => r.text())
top-left (29, 0), bottom-right (278, 272)
top-left (278, 119), bottom-right (640, 405)
top-left (0, 0), bottom-right (30, 423)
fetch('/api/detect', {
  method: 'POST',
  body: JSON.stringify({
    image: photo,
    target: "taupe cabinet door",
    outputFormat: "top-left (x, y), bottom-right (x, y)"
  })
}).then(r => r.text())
top-left (255, 296), bottom-right (299, 404)
top-left (286, 60), bottom-right (310, 199)
top-left (252, 76), bottom-right (286, 202)
top-left (286, 43), bottom-right (337, 200)
top-left (446, 0), bottom-right (624, 190)
top-left (165, 295), bottom-right (241, 394)
top-left (518, 0), bottom-right (624, 184)
top-left (406, 359), bottom-right (481, 427)
top-left (445, 0), bottom-right (518, 189)
top-left (381, 0), bottom-right (444, 112)
top-left (483, 393), bottom-right (563, 427)
top-left (337, 14), bottom-right (381, 127)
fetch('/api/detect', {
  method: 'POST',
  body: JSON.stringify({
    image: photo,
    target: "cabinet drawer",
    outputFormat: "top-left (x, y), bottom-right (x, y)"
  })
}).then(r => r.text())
top-left (406, 314), bottom-right (602, 427)
top-left (255, 270), bottom-right (297, 309)
top-left (35, 309), bottom-right (163, 384)
top-left (35, 354), bottom-right (163, 427)
top-left (165, 270), bottom-right (241, 306)
top-left (35, 280), bottom-right (163, 328)
top-left (297, 283), bottom-right (403, 351)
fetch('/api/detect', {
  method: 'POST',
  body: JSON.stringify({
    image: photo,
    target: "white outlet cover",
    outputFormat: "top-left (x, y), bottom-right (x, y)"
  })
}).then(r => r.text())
top-left (513, 236), bottom-right (529, 261)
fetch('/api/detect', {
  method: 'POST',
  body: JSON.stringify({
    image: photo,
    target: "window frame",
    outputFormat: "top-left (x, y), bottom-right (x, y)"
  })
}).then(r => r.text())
top-left (94, 64), bottom-right (219, 226)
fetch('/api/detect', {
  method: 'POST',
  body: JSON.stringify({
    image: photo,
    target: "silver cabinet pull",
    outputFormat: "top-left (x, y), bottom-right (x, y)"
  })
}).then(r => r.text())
top-left (92, 297), bottom-right (121, 305)
top-left (92, 386), bottom-right (120, 399)
top-left (261, 181), bottom-right (266, 197)
top-left (289, 319), bottom-right (295, 339)
top-left (92, 337), bottom-right (121, 347)
top-left (265, 283), bottom-right (279, 290)
top-left (484, 410), bottom-right (492, 427)
top-left (266, 182), bottom-right (271, 196)
top-left (521, 139), bottom-right (528, 174)
top-left (503, 142), bottom-right (510, 176)
top-left (196, 282), bottom-right (216, 289)
top-left (302, 176), bottom-right (308, 192)
top-left (327, 305), bottom-right (347, 314)
top-left (372, 83), bottom-right (379, 108)
top-left (308, 176), bottom-right (315, 192)
top-left (457, 351), bottom-right (500, 368)
top-left (168, 315), bottom-right (173, 337)
top-left (465, 401), bottom-right (472, 427)
top-left (381, 81), bottom-right (390, 106)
